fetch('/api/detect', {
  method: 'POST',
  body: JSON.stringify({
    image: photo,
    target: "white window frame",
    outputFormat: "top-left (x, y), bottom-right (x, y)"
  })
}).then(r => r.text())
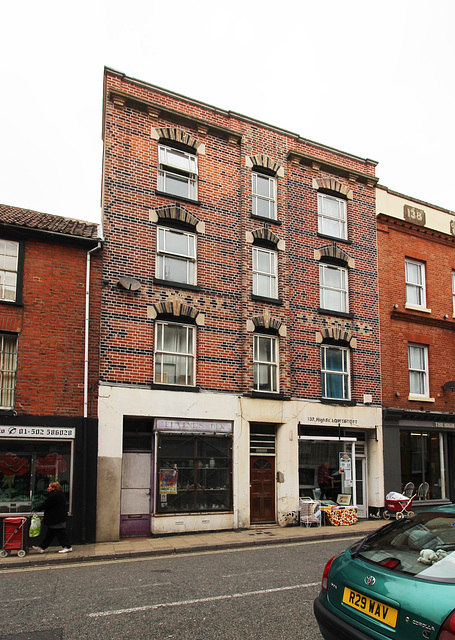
top-left (252, 172), bottom-right (277, 220)
top-left (252, 247), bottom-right (278, 298)
top-left (156, 227), bottom-right (197, 285)
top-left (0, 333), bottom-right (18, 409)
top-left (0, 240), bottom-right (19, 302)
top-left (405, 258), bottom-right (426, 308)
top-left (154, 322), bottom-right (196, 386)
top-left (317, 193), bottom-right (347, 240)
top-left (321, 345), bottom-right (351, 400)
top-left (157, 145), bottom-right (198, 200)
top-left (319, 263), bottom-right (348, 313)
top-left (452, 271), bottom-right (455, 316)
top-left (408, 343), bottom-right (429, 398)
top-left (253, 334), bottom-right (279, 393)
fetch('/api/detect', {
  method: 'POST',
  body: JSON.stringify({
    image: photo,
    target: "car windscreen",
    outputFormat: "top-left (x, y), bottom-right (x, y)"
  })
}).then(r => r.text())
top-left (351, 511), bottom-right (455, 583)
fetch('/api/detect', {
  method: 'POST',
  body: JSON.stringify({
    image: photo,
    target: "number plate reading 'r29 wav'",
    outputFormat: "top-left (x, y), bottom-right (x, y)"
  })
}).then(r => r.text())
top-left (342, 587), bottom-right (398, 628)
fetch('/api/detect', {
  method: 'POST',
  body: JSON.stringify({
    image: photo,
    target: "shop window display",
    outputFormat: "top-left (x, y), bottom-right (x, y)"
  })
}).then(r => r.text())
top-left (0, 442), bottom-right (71, 514)
top-left (157, 434), bottom-right (232, 513)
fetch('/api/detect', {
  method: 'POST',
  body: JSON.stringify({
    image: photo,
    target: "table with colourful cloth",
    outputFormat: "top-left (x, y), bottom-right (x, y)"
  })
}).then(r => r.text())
top-left (320, 505), bottom-right (358, 526)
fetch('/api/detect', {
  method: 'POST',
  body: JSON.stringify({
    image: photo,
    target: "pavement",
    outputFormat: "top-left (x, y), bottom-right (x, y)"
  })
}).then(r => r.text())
top-left (1, 518), bottom-right (383, 570)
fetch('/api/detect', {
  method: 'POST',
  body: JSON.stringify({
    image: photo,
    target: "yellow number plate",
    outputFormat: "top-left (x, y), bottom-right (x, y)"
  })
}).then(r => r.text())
top-left (342, 587), bottom-right (398, 628)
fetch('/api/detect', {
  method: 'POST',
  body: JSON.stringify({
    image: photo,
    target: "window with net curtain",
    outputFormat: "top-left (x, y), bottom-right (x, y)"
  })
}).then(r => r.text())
top-left (319, 263), bottom-right (348, 312)
top-left (321, 345), bottom-right (350, 400)
top-left (252, 247), bottom-right (277, 298)
top-left (252, 172), bottom-right (276, 220)
top-left (405, 258), bottom-right (426, 307)
top-left (0, 334), bottom-right (17, 409)
top-left (0, 240), bottom-right (19, 302)
top-left (317, 193), bottom-right (347, 239)
top-left (156, 227), bottom-right (196, 285)
top-left (408, 343), bottom-right (429, 397)
top-left (157, 145), bottom-right (198, 200)
top-left (253, 334), bottom-right (278, 392)
top-left (154, 322), bottom-right (195, 386)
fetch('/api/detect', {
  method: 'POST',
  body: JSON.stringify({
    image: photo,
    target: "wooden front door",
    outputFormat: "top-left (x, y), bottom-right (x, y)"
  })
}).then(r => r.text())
top-left (250, 456), bottom-right (276, 524)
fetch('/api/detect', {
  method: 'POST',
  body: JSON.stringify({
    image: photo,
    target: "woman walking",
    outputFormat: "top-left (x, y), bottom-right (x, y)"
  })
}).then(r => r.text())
top-left (32, 481), bottom-right (72, 553)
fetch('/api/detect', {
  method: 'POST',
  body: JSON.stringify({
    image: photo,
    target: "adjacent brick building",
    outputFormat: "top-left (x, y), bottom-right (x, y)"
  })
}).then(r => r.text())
top-left (0, 205), bottom-right (102, 543)
top-left (97, 68), bottom-right (383, 541)
top-left (377, 186), bottom-right (455, 506)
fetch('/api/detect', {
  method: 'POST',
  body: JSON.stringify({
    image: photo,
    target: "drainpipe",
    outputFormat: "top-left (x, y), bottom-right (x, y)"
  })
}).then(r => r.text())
top-left (82, 242), bottom-right (102, 542)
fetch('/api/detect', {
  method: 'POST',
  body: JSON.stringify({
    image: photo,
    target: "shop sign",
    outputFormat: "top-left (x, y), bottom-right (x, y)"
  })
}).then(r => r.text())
top-left (155, 419), bottom-right (232, 434)
top-left (307, 416), bottom-right (359, 426)
top-left (159, 469), bottom-right (178, 494)
top-left (0, 426), bottom-right (75, 439)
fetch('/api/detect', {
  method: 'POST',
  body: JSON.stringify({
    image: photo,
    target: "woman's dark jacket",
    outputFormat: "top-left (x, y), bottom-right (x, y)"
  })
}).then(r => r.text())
top-left (37, 490), bottom-right (68, 526)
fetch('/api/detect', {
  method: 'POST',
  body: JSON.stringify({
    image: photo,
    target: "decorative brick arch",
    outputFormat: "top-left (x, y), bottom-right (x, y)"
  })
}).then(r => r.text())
top-left (152, 204), bottom-right (200, 229)
top-left (153, 127), bottom-right (200, 151)
top-left (251, 227), bottom-right (281, 247)
top-left (313, 177), bottom-right (353, 200)
top-left (246, 154), bottom-right (284, 177)
top-left (316, 328), bottom-right (357, 348)
top-left (314, 242), bottom-right (355, 268)
top-left (247, 312), bottom-right (286, 336)
top-left (151, 300), bottom-right (204, 325)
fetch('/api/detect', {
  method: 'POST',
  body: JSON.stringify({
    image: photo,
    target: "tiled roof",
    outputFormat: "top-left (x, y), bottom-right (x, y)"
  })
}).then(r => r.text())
top-left (0, 204), bottom-right (101, 240)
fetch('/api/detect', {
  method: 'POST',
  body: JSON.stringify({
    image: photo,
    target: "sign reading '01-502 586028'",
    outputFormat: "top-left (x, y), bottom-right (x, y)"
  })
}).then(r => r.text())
top-left (0, 426), bottom-right (76, 439)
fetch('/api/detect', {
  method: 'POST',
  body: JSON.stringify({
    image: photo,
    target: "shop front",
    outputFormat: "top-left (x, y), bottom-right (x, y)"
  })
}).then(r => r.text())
top-left (119, 416), bottom-right (234, 538)
top-left (0, 425), bottom-right (75, 545)
top-left (383, 411), bottom-right (455, 505)
top-left (297, 405), bottom-right (383, 519)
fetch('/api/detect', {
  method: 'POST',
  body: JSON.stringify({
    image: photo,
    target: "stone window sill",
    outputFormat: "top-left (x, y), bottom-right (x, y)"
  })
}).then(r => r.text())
top-left (405, 303), bottom-right (431, 314)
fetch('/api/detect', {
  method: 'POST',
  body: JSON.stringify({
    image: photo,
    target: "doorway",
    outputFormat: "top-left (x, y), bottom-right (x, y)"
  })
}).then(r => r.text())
top-left (355, 449), bottom-right (368, 518)
top-left (249, 423), bottom-right (276, 524)
top-left (250, 456), bottom-right (276, 524)
top-left (120, 453), bottom-right (151, 537)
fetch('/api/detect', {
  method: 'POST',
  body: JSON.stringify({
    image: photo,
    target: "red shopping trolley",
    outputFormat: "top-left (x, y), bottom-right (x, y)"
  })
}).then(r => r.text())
top-left (383, 494), bottom-right (416, 520)
top-left (1, 517), bottom-right (28, 557)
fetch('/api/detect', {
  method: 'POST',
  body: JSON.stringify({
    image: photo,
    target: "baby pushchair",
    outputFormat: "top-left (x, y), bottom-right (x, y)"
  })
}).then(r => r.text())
top-left (383, 493), bottom-right (415, 520)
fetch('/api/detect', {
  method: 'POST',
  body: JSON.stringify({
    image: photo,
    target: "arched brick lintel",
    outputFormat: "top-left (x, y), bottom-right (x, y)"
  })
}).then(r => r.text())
top-left (314, 243), bottom-right (355, 268)
top-left (151, 204), bottom-right (200, 229)
top-left (316, 328), bottom-right (357, 348)
top-left (150, 300), bottom-right (205, 326)
top-left (153, 127), bottom-right (200, 151)
top-left (247, 314), bottom-right (287, 337)
top-left (313, 177), bottom-right (353, 200)
top-left (251, 227), bottom-right (281, 247)
top-left (246, 154), bottom-right (284, 177)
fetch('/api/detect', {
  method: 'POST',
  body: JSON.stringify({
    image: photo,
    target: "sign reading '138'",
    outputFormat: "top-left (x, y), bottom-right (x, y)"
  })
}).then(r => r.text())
top-left (403, 204), bottom-right (425, 226)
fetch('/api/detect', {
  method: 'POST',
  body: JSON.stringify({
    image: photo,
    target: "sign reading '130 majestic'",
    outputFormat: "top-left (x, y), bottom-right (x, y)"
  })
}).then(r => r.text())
top-left (0, 426), bottom-right (76, 439)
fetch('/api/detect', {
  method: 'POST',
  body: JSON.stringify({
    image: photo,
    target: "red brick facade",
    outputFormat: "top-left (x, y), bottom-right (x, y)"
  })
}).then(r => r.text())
top-left (0, 228), bottom-right (102, 418)
top-left (101, 69), bottom-right (381, 402)
top-left (378, 211), bottom-right (455, 412)
top-left (0, 205), bottom-right (102, 543)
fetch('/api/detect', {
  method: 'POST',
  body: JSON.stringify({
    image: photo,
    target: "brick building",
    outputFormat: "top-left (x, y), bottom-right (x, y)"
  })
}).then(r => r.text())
top-left (0, 205), bottom-right (102, 543)
top-left (377, 186), bottom-right (455, 506)
top-left (97, 68), bottom-right (383, 541)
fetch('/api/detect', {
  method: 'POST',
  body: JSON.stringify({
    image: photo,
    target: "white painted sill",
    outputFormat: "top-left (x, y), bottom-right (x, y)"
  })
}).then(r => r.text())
top-left (408, 395), bottom-right (435, 403)
top-left (405, 304), bottom-right (432, 313)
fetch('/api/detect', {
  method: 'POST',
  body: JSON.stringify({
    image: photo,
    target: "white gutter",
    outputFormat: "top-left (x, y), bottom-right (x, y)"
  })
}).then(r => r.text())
top-left (84, 242), bottom-right (102, 418)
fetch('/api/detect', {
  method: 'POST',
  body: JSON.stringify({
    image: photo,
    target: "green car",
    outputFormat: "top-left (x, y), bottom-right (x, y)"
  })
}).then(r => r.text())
top-left (314, 504), bottom-right (455, 640)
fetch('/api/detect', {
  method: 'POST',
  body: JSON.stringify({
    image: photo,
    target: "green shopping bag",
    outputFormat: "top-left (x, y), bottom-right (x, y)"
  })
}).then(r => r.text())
top-left (29, 514), bottom-right (42, 538)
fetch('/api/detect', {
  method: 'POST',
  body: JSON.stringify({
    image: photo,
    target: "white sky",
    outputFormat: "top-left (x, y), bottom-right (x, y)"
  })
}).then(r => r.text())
top-left (1, 1), bottom-right (454, 225)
